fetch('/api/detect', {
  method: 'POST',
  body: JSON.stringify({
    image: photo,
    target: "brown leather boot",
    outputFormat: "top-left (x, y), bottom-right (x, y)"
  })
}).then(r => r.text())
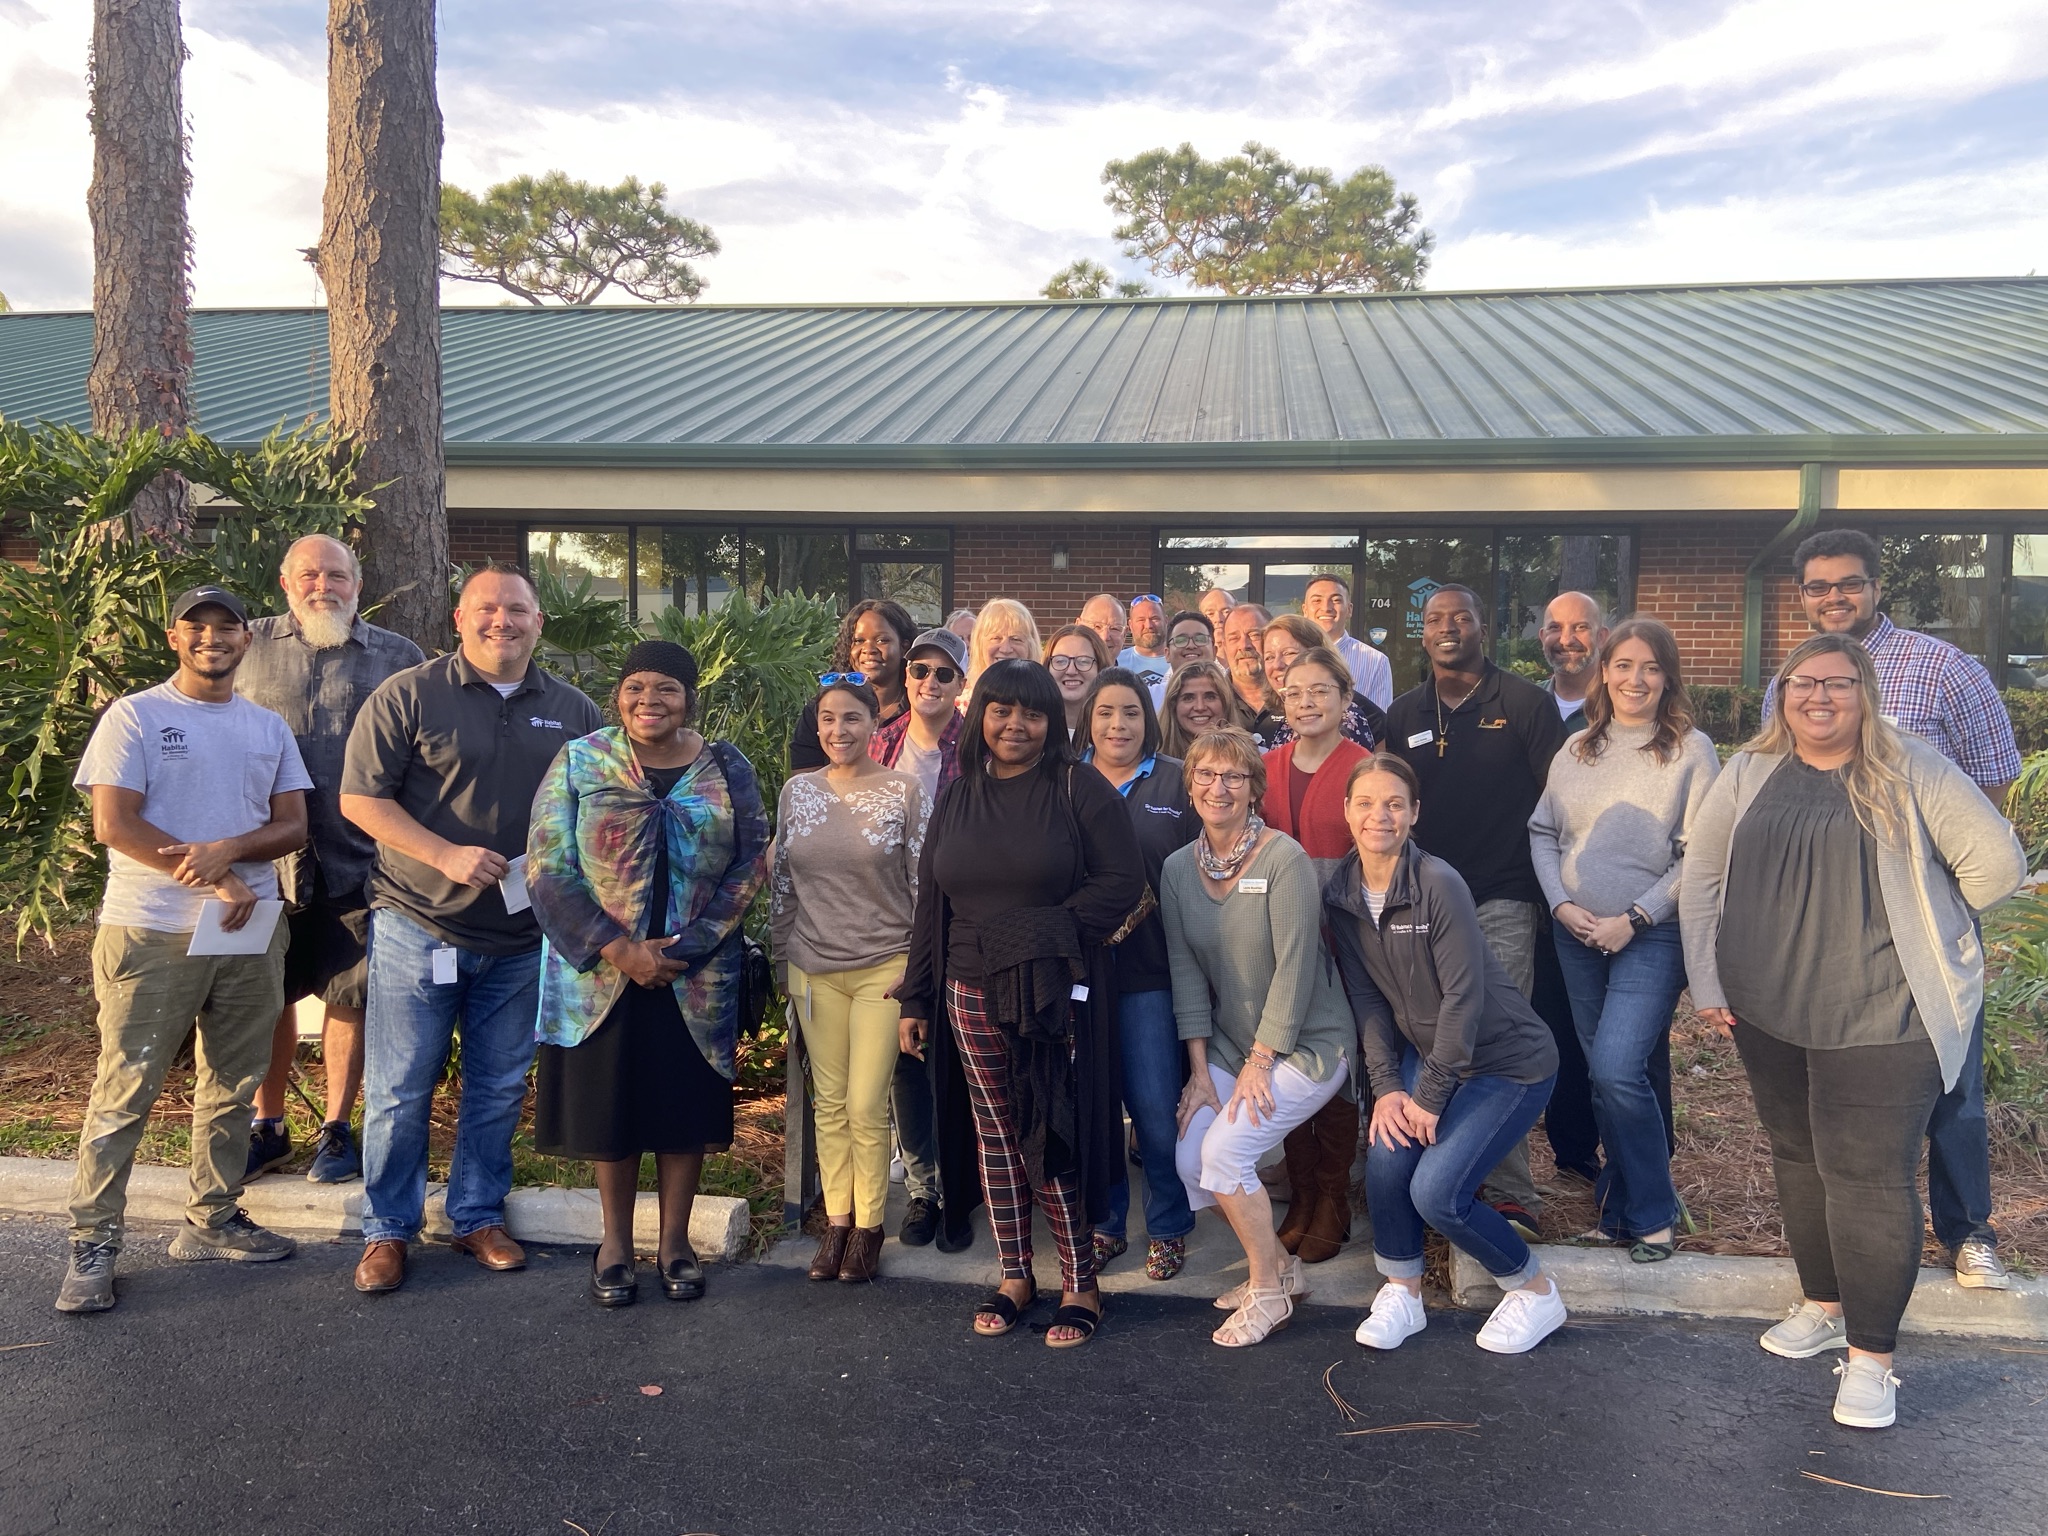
top-left (1296, 1097), bottom-right (1359, 1264)
top-left (837, 1225), bottom-right (884, 1283)
top-left (354, 1239), bottom-right (407, 1293)
top-left (809, 1224), bottom-right (851, 1281)
top-left (1273, 1124), bottom-right (1322, 1254)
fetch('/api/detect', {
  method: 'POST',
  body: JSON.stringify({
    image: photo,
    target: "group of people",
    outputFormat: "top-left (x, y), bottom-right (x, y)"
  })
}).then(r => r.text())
top-left (53, 529), bottom-right (2027, 1431)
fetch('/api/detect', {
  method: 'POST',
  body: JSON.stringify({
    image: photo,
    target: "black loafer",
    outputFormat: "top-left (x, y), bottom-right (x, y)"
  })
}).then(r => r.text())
top-left (659, 1253), bottom-right (705, 1301)
top-left (899, 1196), bottom-right (940, 1248)
top-left (934, 1221), bottom-right (975, 1255)
top-left (590, 1258), bottom-right (638, 1308)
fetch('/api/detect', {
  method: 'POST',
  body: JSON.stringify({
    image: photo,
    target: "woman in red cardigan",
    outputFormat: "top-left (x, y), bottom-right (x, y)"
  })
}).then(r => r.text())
top-left (1260, 646), bottom-right (1369, 1262)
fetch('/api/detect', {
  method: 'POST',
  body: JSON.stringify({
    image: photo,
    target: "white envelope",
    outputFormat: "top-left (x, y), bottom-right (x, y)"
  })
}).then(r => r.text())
top-left (186, 899), bottom-right (285, 957)
top-left (500, 855), bottom-right (531, 915)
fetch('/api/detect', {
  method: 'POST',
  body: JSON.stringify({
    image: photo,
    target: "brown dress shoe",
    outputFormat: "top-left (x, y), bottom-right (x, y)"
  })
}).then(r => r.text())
top-left (450, 1226), bottom-right (526, 1271)
top-left (809, 1224), bottom-right (851, 1281)
top-left (837, 1225), bottom-right (884, 1283)
top-left (355, 1239), bottom-right (407, 1293)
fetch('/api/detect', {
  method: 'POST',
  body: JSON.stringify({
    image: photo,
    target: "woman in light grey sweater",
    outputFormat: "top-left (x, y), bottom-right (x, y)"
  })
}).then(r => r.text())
top-left (1528, 617), bottom-right (1718, 1262)
top-left (770, 676), bottom-right (928, 1284)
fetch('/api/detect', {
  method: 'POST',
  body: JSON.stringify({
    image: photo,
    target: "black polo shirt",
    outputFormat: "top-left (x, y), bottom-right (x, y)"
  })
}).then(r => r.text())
top-left (1382, 660), bottom-right (1567, 908)
top-left (341, 652), bottom-right (601, 953)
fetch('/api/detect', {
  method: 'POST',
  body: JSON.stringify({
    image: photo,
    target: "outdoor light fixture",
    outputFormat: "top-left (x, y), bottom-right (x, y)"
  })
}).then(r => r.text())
top-left (1051, 542), bottom-right (1070, 571)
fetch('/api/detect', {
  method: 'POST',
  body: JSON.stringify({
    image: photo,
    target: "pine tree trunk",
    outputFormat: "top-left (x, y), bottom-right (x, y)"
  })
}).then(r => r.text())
top-left (323, 0), bottom-right (447, 652)
top-left (87, 0), bottom-right (191, 545)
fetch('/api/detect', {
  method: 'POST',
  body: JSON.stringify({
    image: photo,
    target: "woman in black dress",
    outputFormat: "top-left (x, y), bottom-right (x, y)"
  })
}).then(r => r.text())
top-left (529, 641), bottom-right (770, 1307)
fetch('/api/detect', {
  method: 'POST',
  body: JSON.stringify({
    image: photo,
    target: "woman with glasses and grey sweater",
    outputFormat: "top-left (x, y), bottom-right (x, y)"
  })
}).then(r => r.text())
top-left (1681, 633), bottom-right (2023, 1430)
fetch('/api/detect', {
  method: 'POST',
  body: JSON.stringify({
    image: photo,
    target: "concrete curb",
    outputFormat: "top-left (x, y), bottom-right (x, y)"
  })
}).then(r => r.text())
top-left (0, 1156), bottom-right (750, 1260)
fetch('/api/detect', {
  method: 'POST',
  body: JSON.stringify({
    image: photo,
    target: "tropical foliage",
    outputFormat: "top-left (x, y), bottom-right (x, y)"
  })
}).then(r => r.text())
top-left (0, 419), bottom-right (370, 944)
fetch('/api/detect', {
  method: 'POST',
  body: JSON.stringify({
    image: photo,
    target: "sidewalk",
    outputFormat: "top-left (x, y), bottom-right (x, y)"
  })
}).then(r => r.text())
top-left (761, 1180), bottom-right (2048, 1341)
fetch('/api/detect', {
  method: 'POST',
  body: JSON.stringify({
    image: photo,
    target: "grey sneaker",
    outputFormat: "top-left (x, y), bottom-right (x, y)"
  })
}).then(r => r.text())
top-left (1759, 1299), bottom-right (1848, 1358)
top-left (167, 1209), bottom-right (296, 1263)
top-left (54, 1239), bottom-right (119, 1313)
top-left (1832, 1356), bottom-right (1900, 1429)
top-left (1954, 1239), bottom-right (2012, 1291)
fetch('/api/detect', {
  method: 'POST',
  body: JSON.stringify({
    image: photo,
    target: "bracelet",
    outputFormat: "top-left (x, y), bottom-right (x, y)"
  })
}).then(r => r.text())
top-left (1244, 1055), bottom-right (1275, 1072)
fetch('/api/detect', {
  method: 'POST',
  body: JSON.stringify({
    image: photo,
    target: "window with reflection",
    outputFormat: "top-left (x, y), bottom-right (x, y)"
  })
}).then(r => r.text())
top-left (1357, 537), bottom-right (1495, 693)
top-left (639, 528), bottom-right (742, 622)
top-left (527, 528), bottom-right (631, 606)
top-left (744, 529), bottom-right (850, 607)
top-left (1880, 533), bottom-right (1991, 663)
top-left (1496, 534), bottom-right (1631, 673)
top-left (2007, 534), bottom-right (2048, 689)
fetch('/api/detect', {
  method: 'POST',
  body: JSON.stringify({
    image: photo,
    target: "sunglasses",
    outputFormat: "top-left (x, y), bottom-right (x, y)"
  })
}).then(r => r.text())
top-left (819, 671), bottom-right (869, 687)
top-left (1129, 593), bottom-right (1162, 607)
top-left (905, 661), bottom-right (959, 684)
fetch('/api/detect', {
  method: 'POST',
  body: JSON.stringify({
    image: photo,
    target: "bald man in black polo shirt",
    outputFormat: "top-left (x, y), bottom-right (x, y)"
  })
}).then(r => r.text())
top-left (1383, 585), bottom-right (1566, 1233)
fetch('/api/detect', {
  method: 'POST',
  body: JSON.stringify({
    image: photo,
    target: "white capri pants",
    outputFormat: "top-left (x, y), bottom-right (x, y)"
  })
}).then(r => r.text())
top-left (1175, 1056), bottom-right (1347, 1208)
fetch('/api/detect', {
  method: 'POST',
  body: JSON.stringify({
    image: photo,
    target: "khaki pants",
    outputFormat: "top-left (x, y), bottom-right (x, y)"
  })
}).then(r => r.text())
top-left (790, 956), bottom-right (906, 1230)
top-left (68, 923), bottom-right (287, 1244)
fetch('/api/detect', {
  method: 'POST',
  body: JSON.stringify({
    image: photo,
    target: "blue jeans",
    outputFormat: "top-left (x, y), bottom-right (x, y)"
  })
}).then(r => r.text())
top-left (1927, 994), bottom-right (1995, 1251)
top-left (1098, 990), bottom-right (1196, 1242)
top-left (892, 1048), bottom-right (940, 1204)
top-left (1553, 922), bottom-right (1687, 1239)
top-left (1367, 1046), bottom-right (1554, 1285)
top-left (360, 909), bottom-right (542, 1244)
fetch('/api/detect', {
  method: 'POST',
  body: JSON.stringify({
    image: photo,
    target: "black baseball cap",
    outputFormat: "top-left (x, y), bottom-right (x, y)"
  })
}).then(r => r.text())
top-left (168, 584), bottom-right (250, 626)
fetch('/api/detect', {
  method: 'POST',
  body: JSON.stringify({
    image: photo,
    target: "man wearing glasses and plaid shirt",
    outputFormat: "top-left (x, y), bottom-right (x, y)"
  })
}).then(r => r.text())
top-left (1768, 528), bottom-right (2023, 1294)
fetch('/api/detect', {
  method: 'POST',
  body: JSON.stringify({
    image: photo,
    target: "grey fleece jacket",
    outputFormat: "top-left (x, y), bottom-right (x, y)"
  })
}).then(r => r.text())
top-left (1679, 735), bottom-right (2025, 1092)
top-left (1322, 843), bottom-right (1558, 1115)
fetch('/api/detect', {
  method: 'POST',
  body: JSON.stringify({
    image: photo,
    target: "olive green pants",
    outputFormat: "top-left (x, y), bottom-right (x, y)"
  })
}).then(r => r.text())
top-left (67, 923), bottom-right (286, 1245)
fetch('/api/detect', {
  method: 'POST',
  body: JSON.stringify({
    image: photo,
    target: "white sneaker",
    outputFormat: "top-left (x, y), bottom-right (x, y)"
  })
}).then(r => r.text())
top-left (1832, 1356), bottom-right (1900, 1429)
top-left (1759, 1300), bottom-right (1848, 1359)
top-left (1475, 1279), bottom-right (1567, 1354)
top-left (1354, 1283), bottom-right (1428, 1350)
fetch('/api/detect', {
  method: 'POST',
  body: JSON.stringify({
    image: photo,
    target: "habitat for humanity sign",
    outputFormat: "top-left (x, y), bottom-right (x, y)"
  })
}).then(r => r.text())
top-left (1404, 577), bottom-right (1442, 638)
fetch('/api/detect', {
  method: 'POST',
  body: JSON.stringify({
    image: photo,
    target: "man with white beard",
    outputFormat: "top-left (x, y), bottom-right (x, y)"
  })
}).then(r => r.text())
top-left (235, 535), bottom-right (424, 1183)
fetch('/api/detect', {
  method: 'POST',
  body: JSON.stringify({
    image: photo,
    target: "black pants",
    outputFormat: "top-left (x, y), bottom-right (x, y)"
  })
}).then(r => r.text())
top-left (1733, 1023), bottom-right (1943, 1354)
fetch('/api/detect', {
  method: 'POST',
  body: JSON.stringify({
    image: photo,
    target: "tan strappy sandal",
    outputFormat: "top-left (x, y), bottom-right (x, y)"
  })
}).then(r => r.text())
top-left (1214, 1253), bottom-right (1309, 1311)
top-left (1213, 1285), bottom-right (1293, 1347)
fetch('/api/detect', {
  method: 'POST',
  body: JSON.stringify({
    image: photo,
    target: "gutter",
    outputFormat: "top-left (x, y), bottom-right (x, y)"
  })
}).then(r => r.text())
top-left (1742, 462), bottom-right (1823, 688)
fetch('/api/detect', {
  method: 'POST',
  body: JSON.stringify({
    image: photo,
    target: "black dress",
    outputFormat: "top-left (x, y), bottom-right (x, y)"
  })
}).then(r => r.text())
top-left (533, 762), bottom-right (735, 1161)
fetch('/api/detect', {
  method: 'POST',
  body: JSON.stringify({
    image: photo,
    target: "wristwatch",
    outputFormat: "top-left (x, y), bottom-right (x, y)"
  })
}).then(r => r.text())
top-left (1627, 906), bottom-right (1653, 933)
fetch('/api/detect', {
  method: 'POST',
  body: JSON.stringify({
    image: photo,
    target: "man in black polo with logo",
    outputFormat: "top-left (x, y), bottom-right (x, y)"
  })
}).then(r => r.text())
top-left (339, 562), bottom-right (601, 1294)
top-left (1384, 584), bottom-right (1567, 1233)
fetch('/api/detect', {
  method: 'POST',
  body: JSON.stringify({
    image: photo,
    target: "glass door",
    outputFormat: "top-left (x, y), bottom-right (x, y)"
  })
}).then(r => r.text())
top-left (1357, 536), bottom-right (1495, 695)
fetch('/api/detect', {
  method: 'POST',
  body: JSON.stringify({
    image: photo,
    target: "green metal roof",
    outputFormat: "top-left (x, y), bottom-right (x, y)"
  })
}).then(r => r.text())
top-left (5, 278), bottom-right (2048, 469)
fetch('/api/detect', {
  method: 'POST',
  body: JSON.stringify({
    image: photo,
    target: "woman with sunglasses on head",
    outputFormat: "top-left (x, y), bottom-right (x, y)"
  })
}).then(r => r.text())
top-left (1074, 668), bottom-right (1199, 1281)
top-left (529, 642), bottom-right (769, 1308)
top-left (1682, 634), bottom-right (2022, 1429)
top-left (897, 659), bottom-right (1145, 1348)
top-left (1160, 659), bottom-right (1250, 760)
top-left (966, 598), bottom-right (1043, 694)
top-left (1259, 646), bottom-right (1371, 1265)
top-left (1324, 752), bottom-right (1568, 1356)
top-left (1162, 729), bottom-right (1354, 1347)
top-left (1259, 613), bottom-right (1386, 750)
top-left (1045, 623), bottom-right (1112, 742)
top-left (788, 600), bottom-right (918, 773)
top-left (772, 675), bottom-right (929, 1284)
top-left (1528, 617), bottom-right (1718, 1263)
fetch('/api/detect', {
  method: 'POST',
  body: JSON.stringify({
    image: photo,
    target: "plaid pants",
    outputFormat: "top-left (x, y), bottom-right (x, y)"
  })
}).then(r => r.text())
top-left (947, 979), bottom-right (1093, 1292)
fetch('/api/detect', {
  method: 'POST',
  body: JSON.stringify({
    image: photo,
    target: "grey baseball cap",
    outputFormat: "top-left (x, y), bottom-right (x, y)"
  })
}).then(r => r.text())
top-left (906, 627), bottom-right (968, 673)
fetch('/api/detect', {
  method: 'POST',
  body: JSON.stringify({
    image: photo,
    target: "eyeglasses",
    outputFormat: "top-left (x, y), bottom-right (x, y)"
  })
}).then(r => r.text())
top-left (1279, 683), bottom-right (1343, 705)
top-left (819, 671), bottom-right (868, 687)
top-left (1047, 654), bottom-right (1098, 673)
top-left (1189, 768), bottom-right (1251, 789)
top-left (1784, 674), bottom-right (1861, 699)
top-left (1168, 632), bottom-right (1210, 649)
top-left (1799, 577), bottom-right (1872, 599)
top-left (905, 661), bottom-right (959, 684)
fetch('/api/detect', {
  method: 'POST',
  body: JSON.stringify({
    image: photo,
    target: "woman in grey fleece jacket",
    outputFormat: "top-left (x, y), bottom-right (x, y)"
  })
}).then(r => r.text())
top-left (1680, 634), bottom-right (2023, 1431)
top-left (1324, 752), bottom-right (1567, 1358)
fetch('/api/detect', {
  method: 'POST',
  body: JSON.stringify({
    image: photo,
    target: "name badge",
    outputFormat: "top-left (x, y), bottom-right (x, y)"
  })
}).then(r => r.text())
top-left (1405, 729), bottom-right (1433, 749)
top-left (431, 947), bottom-right (458, 986)
top-left (1238, 877), bottom-right (1269, 894)
top-left (1070, 983), bottom-right (1090, 1002)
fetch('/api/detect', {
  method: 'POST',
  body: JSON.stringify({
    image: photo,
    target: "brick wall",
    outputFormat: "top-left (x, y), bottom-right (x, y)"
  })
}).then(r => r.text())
top-left (1634, 521), bottom-right (1806, 685)
top-left (952, 522), bottom-right (1155, 624)
top-left (448, 517), bottom-right (523, 568)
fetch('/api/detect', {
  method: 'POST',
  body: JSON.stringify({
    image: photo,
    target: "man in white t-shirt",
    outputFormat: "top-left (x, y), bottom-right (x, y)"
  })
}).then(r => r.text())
top-left (1116, 593), bottom-right (1170, 690)
top-left (57, 585), bottom-right (313, 1314)
top-left (1539, 591), bottom-right (1609, 732)
top-left (1304, 573), bottom-right (1394, 710)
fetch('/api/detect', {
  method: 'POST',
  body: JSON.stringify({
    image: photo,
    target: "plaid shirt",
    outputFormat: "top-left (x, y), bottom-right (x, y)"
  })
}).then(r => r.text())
top-left (869, 708), bottom-right (964, 798)
top-left (1766, 613), bottom-right (2020, 789)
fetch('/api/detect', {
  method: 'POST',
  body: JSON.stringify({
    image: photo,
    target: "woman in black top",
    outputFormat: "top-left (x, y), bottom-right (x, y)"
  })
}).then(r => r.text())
top-left (898, 660), bottom-right (1145, 1347)
top-left (1075, 668), bottom-right (1199, 1280)
top-left (787, 599), bottom-right (917, 771)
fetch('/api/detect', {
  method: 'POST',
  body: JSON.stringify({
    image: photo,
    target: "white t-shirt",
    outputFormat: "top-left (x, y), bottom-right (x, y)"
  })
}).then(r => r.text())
top-left (1117, 647), bottom-right (1170, 688)
top-left (74, 681), bottom-right (313, 932)
top-left (897, 733), bottom-right (943, 801)
top-left (1551, 688), bottom-right (1586, 720)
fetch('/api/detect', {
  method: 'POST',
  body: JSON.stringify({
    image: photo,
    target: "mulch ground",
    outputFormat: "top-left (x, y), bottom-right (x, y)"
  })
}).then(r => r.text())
top-left (7, 925), bottom-right (2047, 1273)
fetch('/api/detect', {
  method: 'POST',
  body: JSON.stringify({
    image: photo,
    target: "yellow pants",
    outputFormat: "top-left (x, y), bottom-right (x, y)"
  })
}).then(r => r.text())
top-left (790, 956), bottom-right (906, 1229)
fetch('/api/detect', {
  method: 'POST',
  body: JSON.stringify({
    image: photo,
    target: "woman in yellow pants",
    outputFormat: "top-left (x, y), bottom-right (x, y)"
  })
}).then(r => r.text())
top-left (770, 673), bottom-right (930, 1281)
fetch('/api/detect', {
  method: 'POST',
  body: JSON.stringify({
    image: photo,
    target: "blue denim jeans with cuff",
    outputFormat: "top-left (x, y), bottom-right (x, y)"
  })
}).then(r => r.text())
top-left (1553, 921), bottom-right (1687, 1239)
top-left (1367, 1045), bottom-right (1554, 1287)
top-left (360, 908), bottom-right (542, 1245)
top-left (1098, 989), bottom-right (1196, 1242)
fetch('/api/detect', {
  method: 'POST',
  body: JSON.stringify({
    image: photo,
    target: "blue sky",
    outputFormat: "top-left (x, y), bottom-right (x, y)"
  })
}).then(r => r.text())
top-left (2, 0), bottom-right (2045, 309)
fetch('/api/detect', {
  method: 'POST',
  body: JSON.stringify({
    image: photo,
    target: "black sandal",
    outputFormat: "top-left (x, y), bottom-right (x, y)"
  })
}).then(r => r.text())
top-left (1630, 1239), bottom-right (1677, 1264)
top-left (1044, 1298), bottom-right (1102, 1350)
top-left (972, 1281), bottom-right (1037, 1336)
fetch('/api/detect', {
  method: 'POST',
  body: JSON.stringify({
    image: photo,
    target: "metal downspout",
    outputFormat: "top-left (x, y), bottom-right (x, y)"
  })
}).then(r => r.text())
top-left (1742, 463), bottom-right (1824, 688)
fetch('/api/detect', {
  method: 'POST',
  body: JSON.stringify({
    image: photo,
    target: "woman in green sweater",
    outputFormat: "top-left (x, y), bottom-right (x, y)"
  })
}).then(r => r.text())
top-left (1161, 728), bottom-right (1354, 1348)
